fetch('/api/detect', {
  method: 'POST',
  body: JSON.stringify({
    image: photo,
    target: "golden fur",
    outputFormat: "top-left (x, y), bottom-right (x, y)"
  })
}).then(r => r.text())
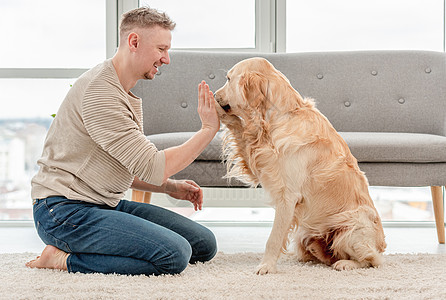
top-left (214, 57), bottom-right (386, 274)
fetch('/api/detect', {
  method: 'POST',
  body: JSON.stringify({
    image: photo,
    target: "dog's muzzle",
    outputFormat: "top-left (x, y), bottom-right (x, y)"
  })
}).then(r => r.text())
top-left (215, 93), bottom-right (231, 112)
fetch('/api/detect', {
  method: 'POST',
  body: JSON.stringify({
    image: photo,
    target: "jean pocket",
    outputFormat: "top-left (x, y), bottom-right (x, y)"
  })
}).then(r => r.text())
top-left (36, 221), bottom-right (72, 253)
top-left (46, 198), bottom-right (86, 227)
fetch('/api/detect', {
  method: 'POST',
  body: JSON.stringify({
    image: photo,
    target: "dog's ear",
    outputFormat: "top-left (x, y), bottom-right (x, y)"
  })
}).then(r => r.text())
top-left (240, 71), bottom-right (268, 112)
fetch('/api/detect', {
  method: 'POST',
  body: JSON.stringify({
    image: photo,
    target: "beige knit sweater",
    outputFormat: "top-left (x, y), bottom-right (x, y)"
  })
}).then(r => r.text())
top-left (31, 59), bottom-right (165, 207)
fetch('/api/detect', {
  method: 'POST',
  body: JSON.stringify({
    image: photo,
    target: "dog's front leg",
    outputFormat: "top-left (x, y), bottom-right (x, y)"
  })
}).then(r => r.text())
top-left (256, 196), bottom-right (297, 275)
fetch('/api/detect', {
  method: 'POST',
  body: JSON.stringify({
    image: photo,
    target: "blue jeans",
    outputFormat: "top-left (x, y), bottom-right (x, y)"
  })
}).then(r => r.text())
top-left (33, 196), bottom-right (217, 276)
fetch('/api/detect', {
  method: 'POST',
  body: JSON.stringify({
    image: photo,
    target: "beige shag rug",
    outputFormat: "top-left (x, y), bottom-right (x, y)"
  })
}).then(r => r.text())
top-left (1, 252), bottom-right (445, 300)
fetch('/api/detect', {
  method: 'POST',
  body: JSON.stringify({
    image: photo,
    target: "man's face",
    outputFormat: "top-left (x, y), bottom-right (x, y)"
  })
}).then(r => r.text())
top-left (135, 26), bottom-right (172, 80)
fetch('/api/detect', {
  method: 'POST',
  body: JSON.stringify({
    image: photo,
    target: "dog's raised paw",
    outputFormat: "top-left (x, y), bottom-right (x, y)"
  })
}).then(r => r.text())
top-left (255, 263), bottom-right (277, 275)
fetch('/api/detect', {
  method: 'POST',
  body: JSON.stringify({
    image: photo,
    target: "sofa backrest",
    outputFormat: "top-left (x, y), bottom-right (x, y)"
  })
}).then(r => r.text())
top-left (132, 50), bottom-right (446, 136)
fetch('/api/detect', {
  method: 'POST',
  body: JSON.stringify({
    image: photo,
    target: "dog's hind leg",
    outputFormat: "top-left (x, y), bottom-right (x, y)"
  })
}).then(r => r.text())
top-left (307, 239), bottom-right (335, 266)
top-left (255, 194), bottom-right (298, 275)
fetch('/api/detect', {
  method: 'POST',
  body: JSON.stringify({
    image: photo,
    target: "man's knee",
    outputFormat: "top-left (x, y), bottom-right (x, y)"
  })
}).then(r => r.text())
top-left (190, 227), bottom-right (217, 264)
top-left (155, 238), bottom-right (192, 275)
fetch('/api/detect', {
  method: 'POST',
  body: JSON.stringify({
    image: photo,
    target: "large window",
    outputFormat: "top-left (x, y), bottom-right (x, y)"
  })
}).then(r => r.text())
top-left (0, 0), bottom-right (444, 222)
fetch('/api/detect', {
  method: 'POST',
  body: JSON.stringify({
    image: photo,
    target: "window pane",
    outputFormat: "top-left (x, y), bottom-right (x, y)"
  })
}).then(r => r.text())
top-left (0, 79), bottom-right (73, 220)
top-left (0, 0), bottom-right (106, 68)
top-left (139, 0), bottom-right (255, 48)
top-left (286, 0), bottom-right (444, 52)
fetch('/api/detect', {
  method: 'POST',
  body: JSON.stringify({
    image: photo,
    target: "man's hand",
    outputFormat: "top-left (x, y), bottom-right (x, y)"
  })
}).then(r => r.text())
top-left (214, 98), bottom-right (227, 119)
top-left (165, 179), bottom-right (203, 211)
top-left (198, 81), bottom-right (220, 133)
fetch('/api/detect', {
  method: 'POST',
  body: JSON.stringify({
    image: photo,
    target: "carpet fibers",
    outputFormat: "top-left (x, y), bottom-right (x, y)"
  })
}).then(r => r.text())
top-left (1, 252), bottom-right (445, 299)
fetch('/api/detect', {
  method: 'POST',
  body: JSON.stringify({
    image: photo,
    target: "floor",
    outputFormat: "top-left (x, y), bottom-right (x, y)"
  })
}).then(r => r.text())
top-left (1, 225), bottom-right (445, 255)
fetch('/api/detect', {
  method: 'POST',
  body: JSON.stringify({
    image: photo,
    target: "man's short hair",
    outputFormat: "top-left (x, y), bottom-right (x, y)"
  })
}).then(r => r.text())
top-left (119, 6), bottom-right (176, 41)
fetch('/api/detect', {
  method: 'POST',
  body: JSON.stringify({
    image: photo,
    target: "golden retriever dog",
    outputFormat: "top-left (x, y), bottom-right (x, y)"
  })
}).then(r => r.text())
top-left (214, 57), bottom-right (386, 274)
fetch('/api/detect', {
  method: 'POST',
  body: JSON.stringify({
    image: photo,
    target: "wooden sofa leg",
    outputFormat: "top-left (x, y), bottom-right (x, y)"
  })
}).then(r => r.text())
top-left (131, 190), bottom-right (152, 204)
top-left (430, 186), bottom-right (445, 244)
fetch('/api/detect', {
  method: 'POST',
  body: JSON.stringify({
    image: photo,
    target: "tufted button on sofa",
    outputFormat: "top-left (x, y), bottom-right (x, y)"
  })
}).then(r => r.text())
top-left (132, 50), bottom-right (446, 243)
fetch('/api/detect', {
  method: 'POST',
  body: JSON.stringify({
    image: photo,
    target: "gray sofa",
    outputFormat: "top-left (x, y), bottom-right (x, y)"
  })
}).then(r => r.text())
top-left (132, 50), bottom-right (446, 243)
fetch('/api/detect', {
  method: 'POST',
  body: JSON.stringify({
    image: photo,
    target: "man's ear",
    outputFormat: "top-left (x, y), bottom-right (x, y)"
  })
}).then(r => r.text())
top-left (128, 32), bottom-right (139, 52)
top-left (240, 71), bottom-right (268, 111)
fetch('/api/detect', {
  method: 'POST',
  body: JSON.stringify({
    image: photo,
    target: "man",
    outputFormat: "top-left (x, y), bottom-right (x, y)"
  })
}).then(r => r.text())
top-left (26, 7), bottom-right (219, 276)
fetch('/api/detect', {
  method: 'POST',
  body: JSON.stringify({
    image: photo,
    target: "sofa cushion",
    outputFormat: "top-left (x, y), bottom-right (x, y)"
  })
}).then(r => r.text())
top-left (340, 132), bottom-right (446, 163)
top-left (148, 131), bottom-right (446, 164)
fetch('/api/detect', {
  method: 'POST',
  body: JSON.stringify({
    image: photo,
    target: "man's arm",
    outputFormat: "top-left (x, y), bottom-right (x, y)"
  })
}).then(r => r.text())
top-left (131, 176), bottom-right (166, 193)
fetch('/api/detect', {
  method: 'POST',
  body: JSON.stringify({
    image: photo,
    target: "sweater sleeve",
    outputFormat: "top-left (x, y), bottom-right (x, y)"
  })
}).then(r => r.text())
top-left (82, 83), bottom-right (165, 186)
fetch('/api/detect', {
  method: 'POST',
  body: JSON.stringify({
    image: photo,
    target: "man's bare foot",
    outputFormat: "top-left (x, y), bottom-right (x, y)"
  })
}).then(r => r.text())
top-left (26, 245), bottom-right (69, 271)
